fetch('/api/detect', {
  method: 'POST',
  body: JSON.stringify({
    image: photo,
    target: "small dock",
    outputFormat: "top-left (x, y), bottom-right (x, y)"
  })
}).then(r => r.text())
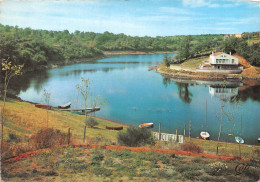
top-left (59, 107), bottom-right (100, 112)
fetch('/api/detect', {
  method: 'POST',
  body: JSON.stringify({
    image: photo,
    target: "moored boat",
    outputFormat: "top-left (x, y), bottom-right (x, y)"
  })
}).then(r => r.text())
top-left (105, 126), bottom-right (123, 130)
top-left (258, 137), bottom-right (260, 143)
top-left (200, 98), bottom-right (210, 140)
top-left (139, 123), bottom-right (153, 128)
top-left (200, 131), bottom-right (210, 140)
top-left (58, 102), bottom-right (71, 109)
top-left (35, 104), bottom-right (52, 109)
top-left (235, 136), bottom-right (244, 144)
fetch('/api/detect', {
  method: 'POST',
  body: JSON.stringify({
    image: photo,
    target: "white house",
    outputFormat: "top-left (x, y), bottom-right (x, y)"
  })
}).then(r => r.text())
top-left (197, 52), bottom-right (243, 73)
top-left (210, 52), bottom-right (239, 67)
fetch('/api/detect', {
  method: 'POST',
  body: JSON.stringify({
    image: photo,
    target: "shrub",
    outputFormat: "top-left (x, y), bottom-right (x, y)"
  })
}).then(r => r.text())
top-left (30, 128), bottom-right (66, 149)
top-left (183, 171), bottom-right (201, 180)
top-left (205, 162), bottom-right (228, 176)
top-left (91, 150), bottom-right (104, 166)
top-left (175, 165), bottom-right (198, 173)
top-left (117, 127), bottom-right (154, 147)
top-left (111, 149), bottom-right (133, 159)
top-left (93, 167), bottom-right (112, 177)
top-left (181, 143), bottom-right (203, 153)
top-left (8, 133), bottom-right (21, 143)
top-left (86, 117), bottom-right (98, 128)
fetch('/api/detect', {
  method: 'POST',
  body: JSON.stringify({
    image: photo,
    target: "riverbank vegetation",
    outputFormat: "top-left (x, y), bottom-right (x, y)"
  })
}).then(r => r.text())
top-left (2, 146), bottom-right (260, 181)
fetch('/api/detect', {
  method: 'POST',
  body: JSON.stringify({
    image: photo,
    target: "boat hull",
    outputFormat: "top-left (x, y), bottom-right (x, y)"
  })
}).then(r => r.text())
top-left (139, 123), bottom-right (154, 128)
top-left (235, 136), bottom-right (244, 144)
top-left (200, 132), bottom-right (210, 140)
top-left (105, 126), bottom-right (123, 130)
top-left (58, 102), bottom-right (71, 109)
top-left (35, 104), bottom-right (52, 109)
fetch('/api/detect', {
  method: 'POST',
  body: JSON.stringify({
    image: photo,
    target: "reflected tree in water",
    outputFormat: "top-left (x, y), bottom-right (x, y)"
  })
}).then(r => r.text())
top-left (176, 82), bottom-right (193, 104)
top-left (162, 77), bottom-right (193, 103)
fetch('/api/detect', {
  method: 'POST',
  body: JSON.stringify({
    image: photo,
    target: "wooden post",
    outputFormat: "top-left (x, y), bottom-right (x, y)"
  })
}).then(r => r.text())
top-left (189, 120), bottom-right (191, 142)
top-left (159, 123), bottom-right (161, 142)
top-left (184, 124), bottom-right (186, 136)
top-left (239, 142), bottom-right (241, 158)
top-left (83, 125), bottom-right (86, 143)
top-left (184, 124), bottom-right (186, 144)
top-left (176, 129), bottom-right (178, 143)
top-left (67, 128), bottom-right (70, 145)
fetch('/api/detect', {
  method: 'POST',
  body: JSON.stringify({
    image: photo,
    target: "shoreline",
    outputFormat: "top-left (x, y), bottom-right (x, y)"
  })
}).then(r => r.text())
top-left (2, 98), bottom-right (259, 148)
top-left (104, 51), bottom-right (177, 55)
top-left (156, 67), bottom-right (260, 82)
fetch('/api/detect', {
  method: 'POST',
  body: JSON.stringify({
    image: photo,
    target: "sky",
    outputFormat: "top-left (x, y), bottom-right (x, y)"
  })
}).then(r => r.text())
top-left (0, 0), bottom-right (259, 37)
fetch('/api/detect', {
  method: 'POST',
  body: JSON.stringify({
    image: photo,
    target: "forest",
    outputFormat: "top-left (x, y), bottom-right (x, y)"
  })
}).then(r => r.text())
top-left (0, 24), bottom-right (259, 72)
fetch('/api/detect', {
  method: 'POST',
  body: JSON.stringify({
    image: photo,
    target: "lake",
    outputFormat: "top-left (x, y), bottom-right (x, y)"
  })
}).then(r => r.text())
top-left (17, 53), bottom-right (260, 145)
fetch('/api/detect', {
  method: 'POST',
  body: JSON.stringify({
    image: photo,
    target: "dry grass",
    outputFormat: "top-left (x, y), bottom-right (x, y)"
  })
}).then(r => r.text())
top-left (0, 100), bottom-right (128, 143)
top-left (185, 138), bottom-right (260, 159)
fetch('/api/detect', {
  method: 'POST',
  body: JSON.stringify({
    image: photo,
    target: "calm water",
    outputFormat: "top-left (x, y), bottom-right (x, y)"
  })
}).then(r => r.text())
top-left (17, 54), bottom-right (260, 145)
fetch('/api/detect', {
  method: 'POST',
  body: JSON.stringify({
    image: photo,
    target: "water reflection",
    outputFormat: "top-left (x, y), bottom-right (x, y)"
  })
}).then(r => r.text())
top-left (176, 82), bottom-right (193, 104)
top-left (9, 70), bottom-right (49, 95)
top-left (161, 77), bottom-right (254, 103)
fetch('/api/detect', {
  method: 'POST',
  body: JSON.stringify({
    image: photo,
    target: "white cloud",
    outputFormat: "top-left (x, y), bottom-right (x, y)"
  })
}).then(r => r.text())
top-left (182, 0), bottom-right (220, 8)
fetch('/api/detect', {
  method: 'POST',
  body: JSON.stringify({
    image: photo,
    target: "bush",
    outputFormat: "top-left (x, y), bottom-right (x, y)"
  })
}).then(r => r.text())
top-left (117, 127), bottom-right (154, 147)
top-left (183, 171), bottom-right (201, 180)
top-left (30, 128), bottom-right (66, 149)
top-left (86, 117), bottom-right (98, 128)
top-left (181, 143), bottom-right (203, 153)
top-left (205, 162), bottom-right (228, 176)
top-left (93, 167), bottom-right (112, 177)
top-left (91, 150), bottom-right (104, 166)
top-left (8, 133), bottom-right (21, 143)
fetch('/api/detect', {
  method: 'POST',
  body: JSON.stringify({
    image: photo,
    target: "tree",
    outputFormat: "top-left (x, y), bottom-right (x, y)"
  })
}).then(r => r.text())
top-left (163, 54), bottom-right (172, 67)
top-left (76, 77), bottom-right (105, 143)
top-left (1, 58), bottom-right (23, 140)
top-left (41, 88), bottom-right (51, 128)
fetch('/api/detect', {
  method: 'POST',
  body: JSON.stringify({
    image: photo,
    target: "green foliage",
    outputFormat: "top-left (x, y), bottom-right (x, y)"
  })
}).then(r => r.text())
top-left (163, 54), bottom-right (172, 67)
top-left (183, 171), bottom-right (202, 180)
top-left (117, 127), bottom-right (154, 147)
top-left (91, 150), bottom-right (104, 166)
top-left (86, 117), bottom-right (98, 128)
top-left (93, 166), bottom-right (112, 177)
top-left (111, 149), bottom-right (133, 159)
top-left (175, 165), bottom-right (198, 173)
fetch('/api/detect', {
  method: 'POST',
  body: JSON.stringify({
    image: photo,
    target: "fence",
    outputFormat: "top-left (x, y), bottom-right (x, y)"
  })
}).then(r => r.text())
top-left (153, 132), bottom-right (184, 144)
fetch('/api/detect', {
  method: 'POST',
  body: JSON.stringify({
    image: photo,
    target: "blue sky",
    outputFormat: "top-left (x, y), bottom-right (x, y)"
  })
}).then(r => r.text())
top-left (0, 0), bottom-right (259, 37)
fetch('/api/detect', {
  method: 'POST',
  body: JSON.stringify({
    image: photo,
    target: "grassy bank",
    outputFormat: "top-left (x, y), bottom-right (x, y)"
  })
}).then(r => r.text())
top-left (2, 146), bottom-right (260, 182)
top-left (1, 99), bottom-right (259, 159)
top-left (0, 99), bottom-right (127, 143)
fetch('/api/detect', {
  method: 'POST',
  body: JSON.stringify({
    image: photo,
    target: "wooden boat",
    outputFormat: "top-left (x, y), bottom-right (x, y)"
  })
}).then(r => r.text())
top-left (235, 136), bottom-right (244, 144)
top-left (58, 102), bottom-right (71, 109)
top-left (139, 123), bottom-right (153, 128)
top-left (200, 98), bottom-right (210, 140)
top-left (200, 131), bottom-right (210, 140)
top-left (35, 104), bottom-right (52, 109)
top-left (258, 137), bottom-right (260, 143)
top-left (105, 126), bottom-right (123, 130)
